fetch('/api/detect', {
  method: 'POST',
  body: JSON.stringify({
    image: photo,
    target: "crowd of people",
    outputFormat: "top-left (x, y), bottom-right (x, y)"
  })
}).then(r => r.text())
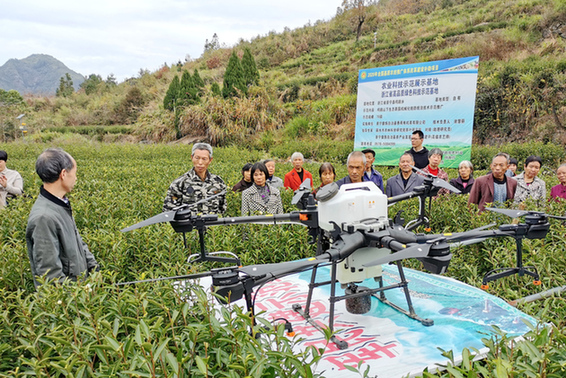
top-left (4, 132), bottom-right (566, 289)
top-left (159, 138), bottom-right (566, 221)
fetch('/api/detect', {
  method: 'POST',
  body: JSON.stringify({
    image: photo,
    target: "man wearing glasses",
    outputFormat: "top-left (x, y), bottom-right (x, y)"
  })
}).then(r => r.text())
top-left (405, 130), bottom-right (429, 169)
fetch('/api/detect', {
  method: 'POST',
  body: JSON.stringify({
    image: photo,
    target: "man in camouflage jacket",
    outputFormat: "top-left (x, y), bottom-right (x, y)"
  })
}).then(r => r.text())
top-left (163, 143), bottom-right (227, 214)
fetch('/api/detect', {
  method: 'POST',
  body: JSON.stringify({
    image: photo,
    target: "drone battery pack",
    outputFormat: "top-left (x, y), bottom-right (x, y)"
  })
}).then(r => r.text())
top-left (318, 181), bottom-right (388, 231)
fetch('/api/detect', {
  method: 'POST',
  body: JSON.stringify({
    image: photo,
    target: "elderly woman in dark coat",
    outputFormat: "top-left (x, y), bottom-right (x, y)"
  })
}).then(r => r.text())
top-left (449, 160), bottom-right (475, 194)
top-left (241, 162), bottom-right (283, 215)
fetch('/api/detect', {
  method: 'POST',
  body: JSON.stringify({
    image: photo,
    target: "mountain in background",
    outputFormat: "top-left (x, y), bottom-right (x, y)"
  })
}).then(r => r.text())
top-left (0, 54), bottom-right (84, 96)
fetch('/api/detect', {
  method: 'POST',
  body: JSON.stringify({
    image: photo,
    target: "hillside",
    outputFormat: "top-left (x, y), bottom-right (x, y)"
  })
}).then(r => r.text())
top-left (0, 0), bottom-right (565, 147)
top-left (0, 54), bottom-right (84, 95)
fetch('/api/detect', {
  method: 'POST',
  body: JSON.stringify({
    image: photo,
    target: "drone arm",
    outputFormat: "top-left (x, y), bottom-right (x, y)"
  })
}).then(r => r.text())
top-left (238, 230), bottom-right (367, 287)
top-left (387, 187), bottom-right (424, 205)
top-left (443, 228), bottom-right (516, 243)
top-left (321, 231), bottom-right (367, 262)
top-left (116, 270), bottom-right (220, 286)
top-left (198, 211), bottom-right (315, 228)
top-left (378, 236), bottom-right (409, 252)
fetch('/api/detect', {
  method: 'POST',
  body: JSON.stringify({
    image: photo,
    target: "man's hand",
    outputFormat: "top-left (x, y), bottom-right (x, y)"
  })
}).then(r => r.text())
top-left (0, 175), bottom-right (7, 188)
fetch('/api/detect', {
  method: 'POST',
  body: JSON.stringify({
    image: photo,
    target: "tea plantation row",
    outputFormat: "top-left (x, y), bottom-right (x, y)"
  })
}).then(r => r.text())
top-left (0, 142), bottom-right (565, 376)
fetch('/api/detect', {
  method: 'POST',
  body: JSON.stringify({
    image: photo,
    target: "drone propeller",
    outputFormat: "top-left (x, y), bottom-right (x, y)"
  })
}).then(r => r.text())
top-left (119, 230), bottom-right (367, 288)
top-left (411, 165), bottom-right (461, 194)
top-left (121, 191), bottom-right (226, 232)
top-left (432, 177), bottom-right (460, 193)
top-left (486, 207), bottom-right (566, 221)
top-left (291, 178), bottom-right (312, 205)
top-left (485, 207), bottom-right (530, 218)
top-left (121, 210), bottom-right (178, 232)
top-left (363, 243), bottom-right (432, 267)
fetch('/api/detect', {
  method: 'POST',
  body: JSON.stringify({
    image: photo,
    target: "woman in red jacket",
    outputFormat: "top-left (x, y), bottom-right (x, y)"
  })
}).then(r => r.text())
top-left (283, 152), bottom-right (313, 191)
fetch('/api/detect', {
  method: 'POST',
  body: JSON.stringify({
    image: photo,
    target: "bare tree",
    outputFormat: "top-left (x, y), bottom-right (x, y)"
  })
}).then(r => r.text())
top-left (342, 0), bottom-right (375, 41)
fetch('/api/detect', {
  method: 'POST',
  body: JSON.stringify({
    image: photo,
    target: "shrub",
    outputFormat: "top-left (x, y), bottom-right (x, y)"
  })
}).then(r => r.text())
top-left (2, 143), bottom-right (566, 376)
top-left (472, 142), bottom-right (566, 170)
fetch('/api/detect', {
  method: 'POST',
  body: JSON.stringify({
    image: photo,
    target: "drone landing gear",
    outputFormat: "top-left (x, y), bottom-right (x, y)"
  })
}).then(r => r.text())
top-left (481, 226), bottom-right (541, 289)
top-left (293, 261), bottom-right (433, 349)
top-left (481, 266), bottom-right (541, 290)
top-left (372, 262), bottom-right (434, 327)
top-left (292, 304), bottom-right (349, 350)
top-left (181, 217), bottom-right (241, 266)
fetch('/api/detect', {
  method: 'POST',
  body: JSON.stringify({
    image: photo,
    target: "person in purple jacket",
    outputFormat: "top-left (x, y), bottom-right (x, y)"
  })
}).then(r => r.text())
top-left (550, 164), bottom-right (566, 201)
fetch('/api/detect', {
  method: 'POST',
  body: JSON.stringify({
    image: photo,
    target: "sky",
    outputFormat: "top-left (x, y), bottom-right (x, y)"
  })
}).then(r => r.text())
top-left (1, 0), bottom-right (341, 82)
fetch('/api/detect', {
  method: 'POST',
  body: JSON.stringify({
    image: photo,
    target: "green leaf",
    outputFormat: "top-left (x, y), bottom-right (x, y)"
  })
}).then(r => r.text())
top-left (344, 364), bottom-right (359, 373)
top-left (153, 338), bottom-right (170, 363)
top-left (105, 335), bottom-right (121, 351)
top-left (135, 325), bottom-right (143, 346)
top-left (113, 317), bottom-right (120, 337)
top-left (165, 351), bottom-right (179, 373)
top-left (94, 346), bottom-right (109, 365)
top-left (195, 355), bottom-right (208, 375)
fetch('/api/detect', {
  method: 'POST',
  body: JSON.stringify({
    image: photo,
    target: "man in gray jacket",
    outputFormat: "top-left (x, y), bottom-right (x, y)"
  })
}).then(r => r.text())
top-left (386, 153), bottom-right (425, 197)
top-left (26, 148), bottom-right (99, 288)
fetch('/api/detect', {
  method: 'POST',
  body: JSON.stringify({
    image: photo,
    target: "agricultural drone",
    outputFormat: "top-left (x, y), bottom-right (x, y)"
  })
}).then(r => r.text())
top-left (120, 169), bottom-right (557, 349)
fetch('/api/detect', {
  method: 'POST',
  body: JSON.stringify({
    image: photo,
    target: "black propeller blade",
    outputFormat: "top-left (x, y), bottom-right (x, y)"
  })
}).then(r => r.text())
top-left (116, 270), bottom-right (218, 285)
top-left (239, 257), bottom-right (323, 279)
top-left (121, 191), bottom-right (226, 232)
top-left (486, 207), bottom-right (566, 221)
top-left (485, 207), bottom-right (529, 218)
top-left (121, 210), bottom-right (177, 232)
top-left (411, 165), bottom-right (461, 194)
top-left (432, 177), bottom-right (460, 193)
top-left (292, 178), bottom-right (312, 205)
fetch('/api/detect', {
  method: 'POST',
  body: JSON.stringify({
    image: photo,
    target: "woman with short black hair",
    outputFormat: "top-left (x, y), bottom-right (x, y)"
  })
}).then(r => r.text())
top-left (314, 163), bottom-right (336, 195)
top-left (514, 155), bottom-right (546, 204)
top-left (241, 162), bottom-right (283, 215)
top-left (232, 163), bottom-right (253, 192)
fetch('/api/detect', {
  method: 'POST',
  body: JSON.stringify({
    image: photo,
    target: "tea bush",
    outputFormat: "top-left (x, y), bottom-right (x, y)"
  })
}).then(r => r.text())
top-left (471, 141), bottom-right (566, 170)
top-left (2, 142), bottom-right (566, 376)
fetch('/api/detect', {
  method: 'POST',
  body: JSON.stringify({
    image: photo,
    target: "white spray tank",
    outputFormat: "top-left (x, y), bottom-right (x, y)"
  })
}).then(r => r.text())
top-left (317, 181), bottom-right (388, 232)
top-left (316, 181), bottom-right (390, 285)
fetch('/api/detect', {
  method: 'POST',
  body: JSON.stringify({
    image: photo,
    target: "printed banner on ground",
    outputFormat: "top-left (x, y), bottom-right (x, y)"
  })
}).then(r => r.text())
top-left (191, 263), bottom-right (537, 377)
top-left (354, 56), bottom-right (479, 168)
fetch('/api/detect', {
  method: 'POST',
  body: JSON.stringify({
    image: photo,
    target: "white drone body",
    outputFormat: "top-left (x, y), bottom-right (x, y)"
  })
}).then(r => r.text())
top-left (318, 182), bottom-right (390, 285)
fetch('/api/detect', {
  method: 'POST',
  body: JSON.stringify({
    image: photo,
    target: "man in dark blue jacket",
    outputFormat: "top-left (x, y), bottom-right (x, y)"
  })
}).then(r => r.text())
top-left (361, 148), bottom-right (384, 193)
